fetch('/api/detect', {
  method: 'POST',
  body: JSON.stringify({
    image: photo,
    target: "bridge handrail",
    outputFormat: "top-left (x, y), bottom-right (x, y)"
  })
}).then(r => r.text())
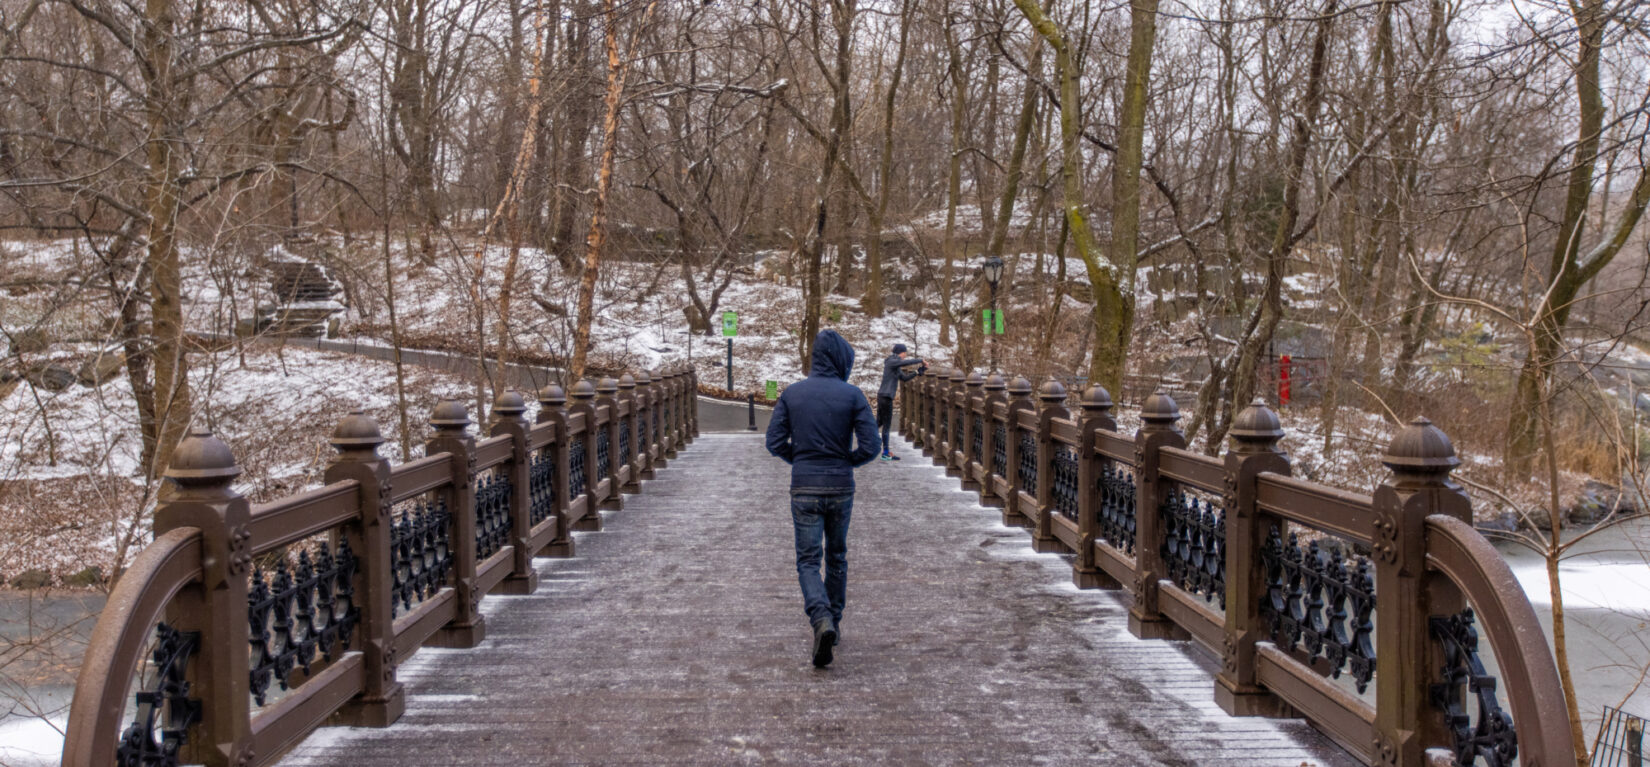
top-left (1424, 514), bottom-right (1572, 767)
top-left (62, 366), bottom-right (699, 767)
top-left (63, 527), bottom-right (204, 767)
top-left (898, 368), bottom-right (1575, 767)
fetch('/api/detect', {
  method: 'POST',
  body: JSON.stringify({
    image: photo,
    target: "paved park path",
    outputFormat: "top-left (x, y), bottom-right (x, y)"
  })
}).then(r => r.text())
top-left (279, 433), bottom-right (1355, 766)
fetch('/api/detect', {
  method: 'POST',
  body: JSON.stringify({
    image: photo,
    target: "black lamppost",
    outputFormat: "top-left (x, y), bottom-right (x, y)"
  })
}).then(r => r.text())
top-left (982, 255), bottom-right (1004, 373)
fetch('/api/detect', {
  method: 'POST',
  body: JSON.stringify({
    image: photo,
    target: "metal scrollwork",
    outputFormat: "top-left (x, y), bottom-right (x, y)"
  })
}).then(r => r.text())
top-left (1159, 484), bottom-right (1225, 608)
top-left (1097, 463), bottom-right (1137, 555)
top-left (474, 469), bottom-right (513, 560)
top-left (116, 623), bottom-right (201, 767)
top-left (248, 539), bottom-right (360, 706)
top-left (971, 415), bottom-right (985, 459)
top-left (1016, 431), bottom-right (1038, 493)
top-left (619, 423), bottom-right (631, 465)
top-left (528, 447), bottom-right (557, 527)
top-left (569, 440), bottom-right (588, 498)
top-left (991, 423), bottom-right (1008, 479)
top-left (1430, 608), bottom-right (1518, 767)
top-left (596, 428), bottom-right (612, 479)
top-left (1050, 445), bottom-right (1080, 521)
top-left (390, 495), bottom-right (452, 617)
top-left (1260, 524), bottom-right (1376, 692)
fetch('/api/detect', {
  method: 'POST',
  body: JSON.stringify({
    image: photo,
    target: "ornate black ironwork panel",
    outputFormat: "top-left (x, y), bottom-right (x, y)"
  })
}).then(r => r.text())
top-left (1430, 608), bottom-right (1517, 767)
top-left (1050, 444), bottom-right (1079, 521)
top-left (248, 539), bottom-right (360, 706)
top-left (596, 428), bottom-right (612, 479)
top-left (1260, 525), bottom-right (1376, 692)
top-left (1097, 463), bottom-right (1138, 555)
top-left (528, 447), bottom-right (556, 527)
top-left (474, 469), bottom-right (513, 560)
top-left (618, 423), bottom-right (631, 465)
top-left (991, 423), bottom-right (1008, 478)
top-left (116, 623), bottom-right (201, 767)
top-left (389, 495), bottom-right (452, 618)
top-left (569, 439), bottom-right (588, 498)
top-left (1159, 485), bottom-right (1225, 608)
top-left (952, 414), bottom-right (964, 449)
top-left (1016, 430), bottom-right (1038, 493)
top-left (971, 415), bottom-right (984, 459)
top-left (640, 410), bottom-right (652, 450)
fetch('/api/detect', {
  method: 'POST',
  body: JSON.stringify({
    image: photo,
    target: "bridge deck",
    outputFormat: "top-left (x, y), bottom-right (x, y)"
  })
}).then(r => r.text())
top-left (278, 434), bottom-right (1354, 766)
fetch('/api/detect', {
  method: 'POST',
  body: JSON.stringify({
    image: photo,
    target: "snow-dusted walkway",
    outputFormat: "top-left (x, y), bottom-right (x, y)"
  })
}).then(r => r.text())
top-left (277, 433), bottom-right (1354, 766)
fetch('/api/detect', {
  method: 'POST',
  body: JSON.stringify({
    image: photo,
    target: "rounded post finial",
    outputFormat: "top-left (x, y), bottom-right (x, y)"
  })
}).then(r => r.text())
top-left (965, 371), bottom-right (985, 389)
top-left (1229, 398), bottom-right (1284, 453)
top-left (537, 384), bottom-right (567, 407)
top-left (1008, 376), bottom-right (1034, 398)
top-left (596, 377), bottom-right (619, 395)
top-left (491, 390), bottom-right (528, 422)
top-left (1037, 379), bottom-right (1067, 405)
top-left (949, 368), bottom-right (966, 384)
top-left (1383, 416), bottom-right (1460, 477)
top-left (429, 399), bottom-right (471, 431)
top-left (1081, 384), bottom-right (1114, 413)
top-left (618, 373), bottom-right (636, 390)
top-left (1141, 390), bottom-right (1181, 430)
top-left (331, 408), bottom-right (386, 453)
top-left (570, 380), bottom-right (597, 400)
top-left (984, 373), bottom-right (1006, 391)
top-left (165, 424), bottom-right (242, 485)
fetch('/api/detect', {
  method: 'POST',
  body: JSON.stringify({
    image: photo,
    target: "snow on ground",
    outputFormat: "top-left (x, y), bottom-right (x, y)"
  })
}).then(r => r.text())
top-left (0, 715), bottom-right (64, 767)
top-left (0, 344), bottom-right (474, 582)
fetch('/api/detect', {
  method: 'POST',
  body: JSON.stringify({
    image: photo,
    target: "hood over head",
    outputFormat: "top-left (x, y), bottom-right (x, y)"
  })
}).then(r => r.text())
top-left (810, 329), bottom-right (854, 381)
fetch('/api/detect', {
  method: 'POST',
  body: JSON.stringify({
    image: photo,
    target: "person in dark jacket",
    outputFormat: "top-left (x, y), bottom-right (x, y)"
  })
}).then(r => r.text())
top-left (765, 329), bottom-right (880, 667)
top-left (875, 343), bottom-right (926, 460)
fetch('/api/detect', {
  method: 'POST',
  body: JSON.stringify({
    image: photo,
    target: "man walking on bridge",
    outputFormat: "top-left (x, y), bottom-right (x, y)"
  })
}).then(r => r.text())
top-left (765, 329), bottom-right (880, 668)
top-left (876, 343), bottom-right (926, 460)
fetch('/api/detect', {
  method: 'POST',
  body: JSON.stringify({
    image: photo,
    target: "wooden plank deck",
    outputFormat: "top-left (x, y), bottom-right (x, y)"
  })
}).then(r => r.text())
top-left (278, 433), bottom-right (1355, 766)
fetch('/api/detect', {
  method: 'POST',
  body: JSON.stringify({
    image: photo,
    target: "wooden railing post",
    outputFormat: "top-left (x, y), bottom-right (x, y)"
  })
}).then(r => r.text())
top-left (536, 384), bottom-right (575, 557)
top-left (944, 369), bottom-right (962, 474)
top-left (663, 366), bottom-right (681, 460)
top-left (1002, 376), bottom-right (1035, 527)
top-left (650, 369), bottom-right (667, 463)
top-left (325, 410), bottom-right (406, 727)
top-left (619, 373), bottom-right (642, 493)
top-left (1373, 417), bottom-right (1472, 765)
top-left (1074, 385), bottom-right (1119, 589)
top-left (635, 371), bottom-right (657, 479)
top-left (687, 366), bottom-right (700, 440)
top-left (488, 391), bottom-right (539, 595)
top-left (1030, 380), bottom-right (1068, 553)
top-left (569, 380), bottom-right (602, 531)
top-left (1129, 391), bottom-right (1187, 640)
top-left (978, 374), bottom-right (1006, 505)
top-left (915, 368), bottom-right (936, 453)
top-left (596, 377), bottom-right (623, 511)
top-left (154, 427), bottom-right (253, 766)
top-left (1215, 400), bottom-right (1293, 716)
top-left (425, 399), bottom-right (485, 647)
top-left (960, 372), bottom-right (984, 490)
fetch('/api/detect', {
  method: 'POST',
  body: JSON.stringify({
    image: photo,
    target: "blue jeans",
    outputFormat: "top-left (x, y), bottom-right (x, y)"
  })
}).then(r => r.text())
top-left (791, 491), bottom-right (853, 627)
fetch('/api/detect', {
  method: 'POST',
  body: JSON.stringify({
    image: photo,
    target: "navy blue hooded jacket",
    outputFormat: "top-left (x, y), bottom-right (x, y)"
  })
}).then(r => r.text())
top-left (766, 330), bottom-right (881, 491)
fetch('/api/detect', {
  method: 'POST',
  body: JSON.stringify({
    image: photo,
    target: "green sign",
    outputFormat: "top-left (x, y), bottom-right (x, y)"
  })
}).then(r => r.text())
top-left (722, 311), bottom-right (738, 337)
top-left (982, 308), bottom-right (1004, 335)
top-left (765, 380), bottom-right (778, 399)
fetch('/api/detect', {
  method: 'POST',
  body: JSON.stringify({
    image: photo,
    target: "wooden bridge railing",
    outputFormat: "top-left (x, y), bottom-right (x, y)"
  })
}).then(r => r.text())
top-left (63, 365), bottom-right (700, 767)
top-left (900, 367), bottom-right (1573, 767)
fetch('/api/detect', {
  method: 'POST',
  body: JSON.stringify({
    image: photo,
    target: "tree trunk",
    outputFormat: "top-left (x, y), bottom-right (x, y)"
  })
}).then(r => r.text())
top-left (144, 0), bottom-right (191, 482)
top-left (571, 0), bottom-right (657, 379)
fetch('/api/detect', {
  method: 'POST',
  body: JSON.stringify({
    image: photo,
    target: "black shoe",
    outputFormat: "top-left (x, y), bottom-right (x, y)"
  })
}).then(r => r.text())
top-left (811, 619), bottom-right (837, 667)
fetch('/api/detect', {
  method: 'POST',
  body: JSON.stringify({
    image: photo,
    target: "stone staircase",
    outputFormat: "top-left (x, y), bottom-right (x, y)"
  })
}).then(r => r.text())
top-left (247, 260), bottom-right (344, 338)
